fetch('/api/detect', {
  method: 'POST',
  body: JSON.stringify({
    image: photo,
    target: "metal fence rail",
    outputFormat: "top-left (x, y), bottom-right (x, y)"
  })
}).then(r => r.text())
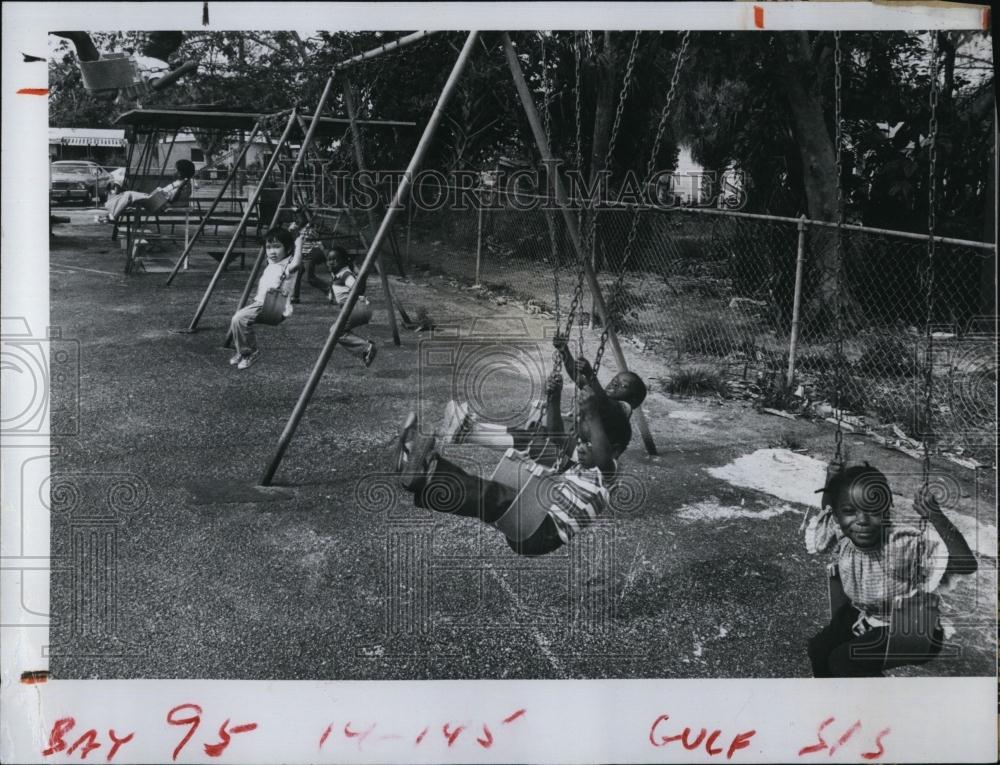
top-left (399, 191), bottom-right (996, 465)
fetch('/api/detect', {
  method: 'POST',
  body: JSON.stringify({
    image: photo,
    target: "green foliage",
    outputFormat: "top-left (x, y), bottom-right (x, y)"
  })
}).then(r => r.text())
top-left (679, 317), bottom-right (756, 357)
top-left (47, 29), bottom-right (991, 245)
top-left (663, 366), bottom-right (728, 397)
top-left (854, 335), bottom-right (918, 377)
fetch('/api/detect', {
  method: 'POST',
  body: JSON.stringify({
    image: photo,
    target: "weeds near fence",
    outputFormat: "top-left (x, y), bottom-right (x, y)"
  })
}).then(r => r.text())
top-left (400, 197), bottom-right (995, 465)
top-left (679, 317), bottom-right (756, 357)
top-left (855, 335), bottom-right (919, 377)
top-left (663, 366), bottom-right (729, 397)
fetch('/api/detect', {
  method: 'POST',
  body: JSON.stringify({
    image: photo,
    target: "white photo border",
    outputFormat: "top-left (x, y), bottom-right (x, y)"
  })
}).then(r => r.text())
top-left (2, 2), bottom-right (995, 763)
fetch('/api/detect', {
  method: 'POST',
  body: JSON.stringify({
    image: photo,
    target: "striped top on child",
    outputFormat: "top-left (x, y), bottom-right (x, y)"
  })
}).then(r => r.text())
top-left (518, 454), bottom-right (616, 545)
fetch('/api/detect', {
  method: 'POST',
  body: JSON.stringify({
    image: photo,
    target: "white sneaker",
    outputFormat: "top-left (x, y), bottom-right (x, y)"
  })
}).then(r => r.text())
top-left (439, 400), bottom-right (472, 444)
top-left (229, 352), bottom-right (242, 366)
top-left (237, 350), bottom-right (260, 370)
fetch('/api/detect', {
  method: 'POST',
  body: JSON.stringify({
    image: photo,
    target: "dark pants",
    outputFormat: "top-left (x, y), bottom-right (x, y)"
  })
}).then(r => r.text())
top-left (413, 456), bottom-right (564, 557)
top-left (808, 602), bottom-right (944, 677)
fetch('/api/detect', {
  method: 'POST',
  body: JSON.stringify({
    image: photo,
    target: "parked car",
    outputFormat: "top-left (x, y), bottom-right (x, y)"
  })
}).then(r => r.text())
top-left (49, 161), bottom-right (114, 205)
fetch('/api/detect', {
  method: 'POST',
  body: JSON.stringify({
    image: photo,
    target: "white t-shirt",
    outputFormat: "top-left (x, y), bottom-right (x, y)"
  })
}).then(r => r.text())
top-left (254, 258), bottom-right (294, 317)
top-left (329, 266), bottom-right (358, 305)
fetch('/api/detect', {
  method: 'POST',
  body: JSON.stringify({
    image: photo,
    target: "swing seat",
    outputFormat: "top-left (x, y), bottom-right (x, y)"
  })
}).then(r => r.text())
top-left (827, 563), bottom-right (851, 617)
top-left (490, 449), bottom-right (556, 543)
top-left (145, 189), bottom-right (171, 215)
top-left (827, 562), bottom-right (945, 665)
top-left (79, 53), bottom-right (142, 91)
top-left (256, 288), bottom-right (287, 326)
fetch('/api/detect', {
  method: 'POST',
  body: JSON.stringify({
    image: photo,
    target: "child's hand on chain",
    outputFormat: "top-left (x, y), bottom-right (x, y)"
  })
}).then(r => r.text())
top-left (574, 357), bottom-right (594, 387)
top-left (546, 371), bottom-right (563, 398)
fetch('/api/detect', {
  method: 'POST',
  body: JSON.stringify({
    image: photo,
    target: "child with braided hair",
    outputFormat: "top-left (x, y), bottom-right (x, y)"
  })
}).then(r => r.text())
top-left (804, 463), bottom-right (977, 677)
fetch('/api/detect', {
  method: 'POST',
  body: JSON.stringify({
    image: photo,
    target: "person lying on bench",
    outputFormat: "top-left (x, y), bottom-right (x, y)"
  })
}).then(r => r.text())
top-left (393, 374), bottom-right (630, 556)
top-left (100, 159), bottom-right (195, 224)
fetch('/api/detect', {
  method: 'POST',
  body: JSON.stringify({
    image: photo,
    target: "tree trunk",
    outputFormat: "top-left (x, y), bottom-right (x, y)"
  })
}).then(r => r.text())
top-left (588, 31), bottom-right (617, 271)
top-left (779, 32), bottom-right (857, 332)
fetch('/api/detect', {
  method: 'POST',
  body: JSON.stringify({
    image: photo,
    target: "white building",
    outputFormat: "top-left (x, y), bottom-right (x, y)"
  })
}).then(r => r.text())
top-left (148, 131), bottom-right (272, 174)
top-left (49, 127), bottom-right (126, 164)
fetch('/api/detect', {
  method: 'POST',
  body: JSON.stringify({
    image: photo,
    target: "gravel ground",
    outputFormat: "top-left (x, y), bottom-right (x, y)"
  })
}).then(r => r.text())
top-left (47, 208), bottom-right (995, 680)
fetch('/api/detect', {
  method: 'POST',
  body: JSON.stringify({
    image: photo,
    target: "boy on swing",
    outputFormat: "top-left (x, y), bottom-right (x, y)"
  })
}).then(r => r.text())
top-left (228, 226), bottom-right (301, 370)
top-left (804, 463), bottom-right (977, 677)
top-left (393, 359), bottom-right (632, 556)
top-left (441, 332), bottom-right (647, 466)
top-left (321, 245), bottom-right (378, 367)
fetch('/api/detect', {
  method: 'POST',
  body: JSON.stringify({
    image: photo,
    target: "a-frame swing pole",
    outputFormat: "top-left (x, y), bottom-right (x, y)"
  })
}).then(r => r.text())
top-left (288, 109), bottom-right (404, 341)
top-left (259, 31), bottom-right (480, 486)
top-left (125, 128), bottom-right (161, 274)
top-left (165, 120), bottom-right (263, 285)
top-left (224, 75), bottom-right (340, 347)
top-left (502, 33), bottom-right (657, 456)
top-left (183, 111), bottom-right (298, 333)
top-left (342, 76), bottom-right (402, 346)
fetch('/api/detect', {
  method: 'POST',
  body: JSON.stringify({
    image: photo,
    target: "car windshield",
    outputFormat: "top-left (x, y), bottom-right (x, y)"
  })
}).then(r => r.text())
top-left (52, 164), bottom-right (98, 176)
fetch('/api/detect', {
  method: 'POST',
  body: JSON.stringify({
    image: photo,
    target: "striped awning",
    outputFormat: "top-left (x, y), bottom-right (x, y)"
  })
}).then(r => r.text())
top-left (62, 137), bottom-right (125, 147)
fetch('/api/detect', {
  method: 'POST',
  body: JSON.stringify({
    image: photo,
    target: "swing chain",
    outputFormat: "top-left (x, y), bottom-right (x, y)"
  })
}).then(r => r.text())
top-left (591, 31), bottom-right (641, 209)
top-left (583, 31), bottom-right (643, 339)
top-left (922, 32), bottom-right (940, 490)
top-left (564, 32), bottom-right (642, 357)
top-left (593, 30), bottom-right (690, 374)
top-left (539, 33), bottom-right (564, 398)
top-left (832, 30), bottom-right (845, 467)
top-left (563, 32), bottom-right (589, 340)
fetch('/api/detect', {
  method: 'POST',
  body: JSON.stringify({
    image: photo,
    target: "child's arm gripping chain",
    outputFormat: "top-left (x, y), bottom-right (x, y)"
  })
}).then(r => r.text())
top-left (287, 231), bottom-right (305, 276)
top-left (553, 333), bottom-right (577, 383)
top-left (544, 371), bottom-right (565, 432)
top-left (915, 487), bottom-right (978, 578)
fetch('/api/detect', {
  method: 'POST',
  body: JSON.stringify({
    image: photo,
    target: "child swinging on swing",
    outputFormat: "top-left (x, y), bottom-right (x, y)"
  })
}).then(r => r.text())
top-left (322, 245), bottom-right (378, 367)
top-left (228, 226), bottom-right (301, 370)
top-left (804, 463), bottom-right (977, 677)
top-left (442, 333), bottom-right (647, 466)
top-left (393, 359), bottom-right (632, 557)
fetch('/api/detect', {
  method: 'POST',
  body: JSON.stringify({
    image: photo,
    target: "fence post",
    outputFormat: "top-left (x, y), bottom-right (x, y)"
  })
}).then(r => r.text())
top-left (786, 214), bottom-right (808, 389)
top-left (474, 197), bottom-right (484, 286)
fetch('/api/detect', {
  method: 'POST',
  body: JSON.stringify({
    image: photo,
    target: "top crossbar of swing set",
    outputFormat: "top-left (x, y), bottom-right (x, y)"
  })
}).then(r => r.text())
top-left (114, 108), bottom-right (415, 134)
top-left (332, 31), bottom-right (436, 70)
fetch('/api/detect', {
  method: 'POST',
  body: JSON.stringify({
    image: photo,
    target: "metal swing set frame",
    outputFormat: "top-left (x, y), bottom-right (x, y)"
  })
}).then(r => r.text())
top-left (253, 30), bottom-right (669, 492)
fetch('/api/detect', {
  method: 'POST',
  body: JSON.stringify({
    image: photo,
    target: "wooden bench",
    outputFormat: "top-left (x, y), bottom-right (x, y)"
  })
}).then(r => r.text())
top-left (116, 204), bottom-right (260, 253)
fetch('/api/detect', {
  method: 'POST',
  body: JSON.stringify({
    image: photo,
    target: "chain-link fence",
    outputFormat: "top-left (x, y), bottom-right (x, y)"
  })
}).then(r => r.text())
top-left (398, 190), bottom-right (997, 465)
